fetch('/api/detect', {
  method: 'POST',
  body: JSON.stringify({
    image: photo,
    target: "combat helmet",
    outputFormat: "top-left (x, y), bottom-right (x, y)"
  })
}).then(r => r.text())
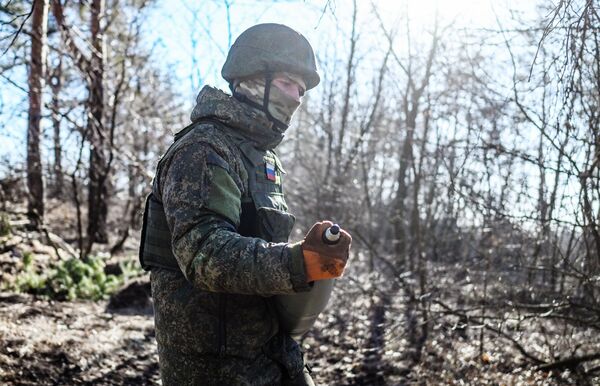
top-left (222, 23), bottom-right (320, 90)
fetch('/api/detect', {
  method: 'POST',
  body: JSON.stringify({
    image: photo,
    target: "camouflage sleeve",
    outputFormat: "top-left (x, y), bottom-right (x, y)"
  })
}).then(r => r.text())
top-left (158, 141), bottom-right (310, 295)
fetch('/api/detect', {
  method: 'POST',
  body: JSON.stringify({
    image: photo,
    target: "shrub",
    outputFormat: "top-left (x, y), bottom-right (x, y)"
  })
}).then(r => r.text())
top-left (13, 255), bottom-right (143, 301)
top-left (45, 256), bottom-right (119, 301)
top-left (0, 212), bottom-right (11, 236)
top-left (14, 252), bottom-right (46, 295)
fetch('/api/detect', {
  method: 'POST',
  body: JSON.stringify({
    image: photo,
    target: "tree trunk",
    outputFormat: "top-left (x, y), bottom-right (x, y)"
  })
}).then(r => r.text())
top-left (27, 0), bottom-right (49, 228)
top-left (86, 0), bottom-right (108, 251)
top-left (49, 57), bottom-right (63, 197)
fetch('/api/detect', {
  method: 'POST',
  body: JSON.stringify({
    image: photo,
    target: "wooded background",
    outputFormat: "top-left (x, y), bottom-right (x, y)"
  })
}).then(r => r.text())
top-left (0, 0), bottom-right (599, 384)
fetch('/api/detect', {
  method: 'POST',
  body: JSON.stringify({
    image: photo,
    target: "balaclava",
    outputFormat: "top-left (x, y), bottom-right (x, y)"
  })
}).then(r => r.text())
top-left (233, 72), bottom-right (305, 131)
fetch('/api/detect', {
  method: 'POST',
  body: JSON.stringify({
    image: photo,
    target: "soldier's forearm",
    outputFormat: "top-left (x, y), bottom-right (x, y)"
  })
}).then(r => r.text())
top-left (173, 216), bottom-right (310, 295)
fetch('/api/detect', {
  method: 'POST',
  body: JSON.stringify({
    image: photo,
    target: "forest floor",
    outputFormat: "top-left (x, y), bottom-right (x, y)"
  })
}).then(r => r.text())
top-left (1, 269), bottom-right (598, 385)
top-left (0, 292), bottom-right (158, 385)
top-left (0, 205), bottom-right (599, 385)
top-left (0, 281), bottom-right (596, 386)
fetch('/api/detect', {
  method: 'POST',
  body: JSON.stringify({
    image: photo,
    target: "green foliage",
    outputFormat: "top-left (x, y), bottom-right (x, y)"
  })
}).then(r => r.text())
top-left (14, 252), bottom-right (46, 295)
top-left (15, 269), bottom-right (47, 295)
top-left (0, 212), bottom-right (11, 236)
top-left (119, 258), bottom-right (144, 282)
top-left (44, 256), bottom-right (119, 301)
top-left (13, 255), bottom-right (144, 301)
top-left (22, 251), bottom-right (33, 267)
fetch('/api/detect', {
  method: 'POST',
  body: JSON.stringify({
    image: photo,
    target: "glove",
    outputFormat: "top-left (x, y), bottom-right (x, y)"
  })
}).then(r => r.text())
top-left (301, 221), bottom-right (352, 282)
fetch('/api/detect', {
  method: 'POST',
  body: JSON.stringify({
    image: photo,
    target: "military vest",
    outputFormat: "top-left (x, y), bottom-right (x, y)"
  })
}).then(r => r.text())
top-left (139, 119), bottom-right (295, 271)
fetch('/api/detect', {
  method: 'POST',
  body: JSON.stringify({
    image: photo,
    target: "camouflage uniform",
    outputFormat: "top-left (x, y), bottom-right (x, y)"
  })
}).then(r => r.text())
top-left (142, 86), bottom-right (313, 385)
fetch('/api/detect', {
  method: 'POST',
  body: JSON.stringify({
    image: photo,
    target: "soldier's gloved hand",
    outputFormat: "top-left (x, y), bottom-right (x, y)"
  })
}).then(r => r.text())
top-left (301, 221), bottom-right (352, 282)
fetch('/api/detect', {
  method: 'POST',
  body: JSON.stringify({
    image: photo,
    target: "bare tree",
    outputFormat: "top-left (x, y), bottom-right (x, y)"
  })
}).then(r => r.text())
top-left (85, 0), bottom-right (109, 250)
top-left (26, 0), bottom-right (49, 228)
top-left (51, 0), bottom-right (110, 254)
top-left (48, 55), bottom-right (63, 197)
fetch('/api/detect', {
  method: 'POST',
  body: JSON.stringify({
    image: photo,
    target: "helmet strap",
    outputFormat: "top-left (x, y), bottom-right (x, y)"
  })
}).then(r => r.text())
top-left (262, 72), bottom-right (289, 133)
top-left (232, 86), bottom-right (264, 112)
top-left (262, 71), bottom-right (272, 116)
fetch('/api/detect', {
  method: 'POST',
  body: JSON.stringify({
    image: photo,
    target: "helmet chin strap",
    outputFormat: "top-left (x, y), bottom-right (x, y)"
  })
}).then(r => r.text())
top-left (231, 72), bottom-right (289, 133)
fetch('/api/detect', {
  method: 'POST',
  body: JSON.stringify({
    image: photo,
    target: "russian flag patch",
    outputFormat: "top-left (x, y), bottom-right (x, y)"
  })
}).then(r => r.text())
top-left (265, 162), bottom-right (277, 181)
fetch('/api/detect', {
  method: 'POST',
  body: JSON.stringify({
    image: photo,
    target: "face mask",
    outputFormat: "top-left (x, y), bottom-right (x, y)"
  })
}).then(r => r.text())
top-left (266, 82), bottom-right (301, 126)
top-left (235, 77), bottom-right (301, 129)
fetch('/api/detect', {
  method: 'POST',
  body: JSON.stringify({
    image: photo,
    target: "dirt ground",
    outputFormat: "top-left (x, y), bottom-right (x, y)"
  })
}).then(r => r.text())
top-left (0, 292), bottom-right (159, 386)
top-left (1, 284), bottom-right (596, 386)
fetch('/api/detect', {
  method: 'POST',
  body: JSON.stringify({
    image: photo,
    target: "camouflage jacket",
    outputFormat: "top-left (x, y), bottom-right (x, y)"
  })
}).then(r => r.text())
top-left (147, 86), bottom-right (312, 385)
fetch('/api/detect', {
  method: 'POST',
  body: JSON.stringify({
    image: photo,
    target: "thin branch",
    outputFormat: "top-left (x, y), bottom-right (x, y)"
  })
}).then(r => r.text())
top-left (0, 72), bottom-right (28, 92)
top-left (0, 1), bottom-right (34, 56)
top-left (434, 299), bottom-right (546, 365)
top-left (536, 352), bottom-right (600, 371)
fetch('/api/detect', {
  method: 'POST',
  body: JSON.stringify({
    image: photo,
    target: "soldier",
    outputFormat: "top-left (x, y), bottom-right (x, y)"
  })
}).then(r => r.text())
top-left (139, 23), bottom-right (352, 385)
